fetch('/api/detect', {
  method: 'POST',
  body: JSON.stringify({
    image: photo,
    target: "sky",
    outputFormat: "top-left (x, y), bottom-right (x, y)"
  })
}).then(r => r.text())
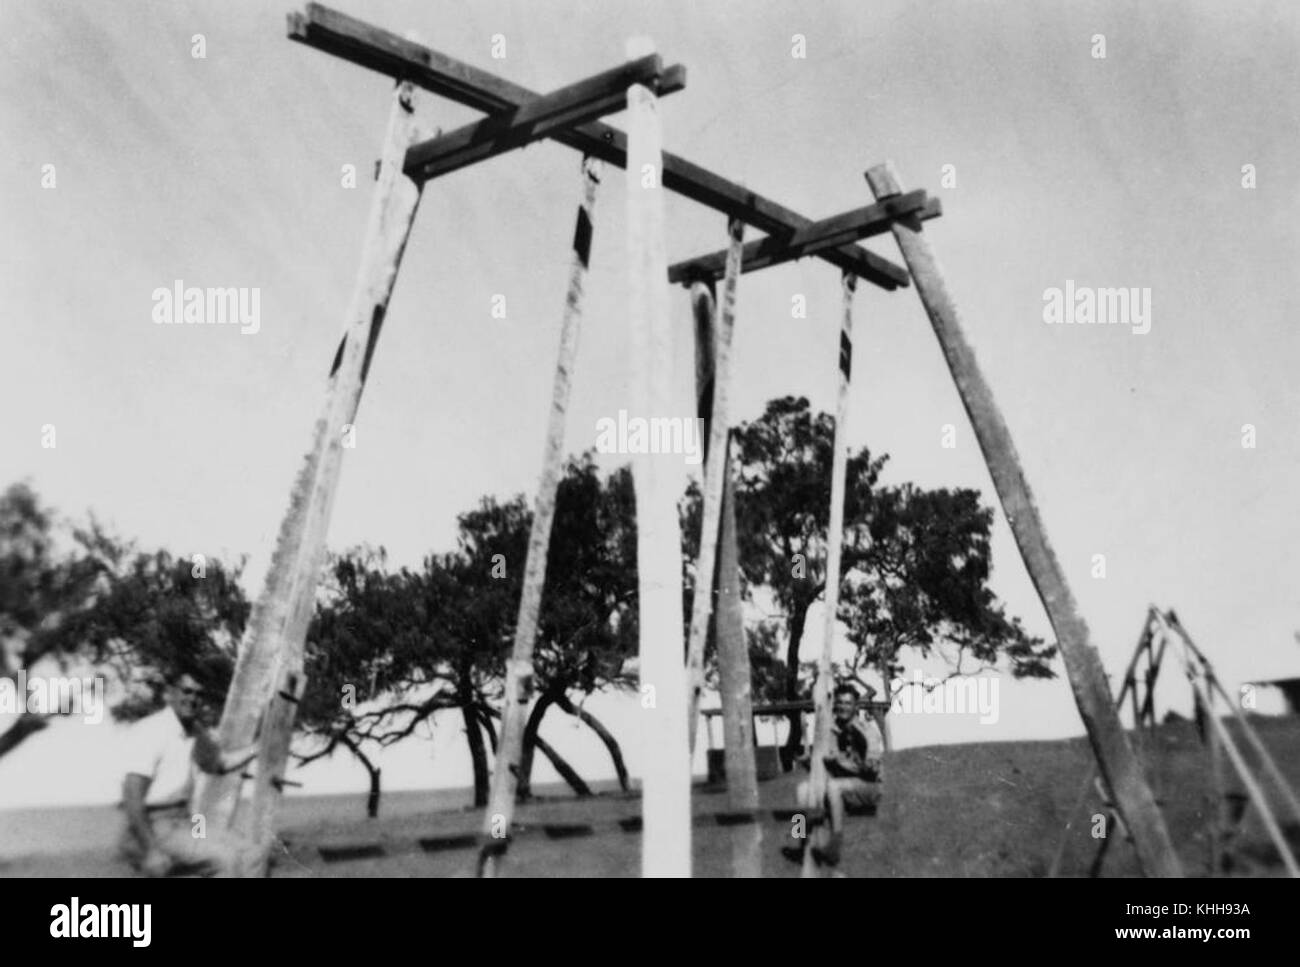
top-left (1, 0), bottom-right (1298, 804)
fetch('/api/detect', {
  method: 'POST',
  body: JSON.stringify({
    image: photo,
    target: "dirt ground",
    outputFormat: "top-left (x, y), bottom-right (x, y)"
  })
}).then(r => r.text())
top-left (3, 718), bottom-right (1297, 877)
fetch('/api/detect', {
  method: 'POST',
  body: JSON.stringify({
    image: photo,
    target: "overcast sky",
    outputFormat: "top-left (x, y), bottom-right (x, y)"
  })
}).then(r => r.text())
top-left (2, 0), bottom-right (1298, 801)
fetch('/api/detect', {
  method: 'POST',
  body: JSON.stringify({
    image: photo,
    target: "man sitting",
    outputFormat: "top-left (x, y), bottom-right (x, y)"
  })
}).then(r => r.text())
top-left (117, 670), bottom-right (259, 877)
top-left (785, 683), bottom-right (885, 869)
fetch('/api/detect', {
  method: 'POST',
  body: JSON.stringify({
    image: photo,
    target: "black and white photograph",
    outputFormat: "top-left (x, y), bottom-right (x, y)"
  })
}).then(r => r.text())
top-left (0, 0), bottom-right (1295, 920)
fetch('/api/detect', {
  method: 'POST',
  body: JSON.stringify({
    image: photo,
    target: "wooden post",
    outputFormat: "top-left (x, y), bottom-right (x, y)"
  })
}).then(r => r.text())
top-left (689, 271), bottom-right (762, 878)
top-left (1138, 633), bottom-right (1169, 729)
top-left (803, 271), bottom-right (857, 878)
top-left (1047, 611), bottom-right (1155, 878)
top-left (865, 161), bottom-right (1181, 878)
top-left (194, 79), bottom-right (427, 850)
top-left (479, 155), bottom-right (602, 878)
top-left (717, 464), bottom-right (762, 877)
top-left (1200, 677), bottom-right (1227, 874)
top-left (626, 37), bottom-right (690, 877)
top-left (241, 667), bottom-right (305, 875)
top-left (685, 217), bottom-right (743, 750)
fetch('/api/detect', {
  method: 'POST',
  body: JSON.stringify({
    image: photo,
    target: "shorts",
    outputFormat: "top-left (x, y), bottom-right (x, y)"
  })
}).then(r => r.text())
top-left (797, 776), bottom-right (883, 811)
top-left (832, 777), bottom-right (882, 811)
top-left (118, 808), bottom-right (254, 877)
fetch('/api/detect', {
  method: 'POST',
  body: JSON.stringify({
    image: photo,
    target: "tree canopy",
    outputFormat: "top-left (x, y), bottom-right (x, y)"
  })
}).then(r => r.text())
top-left (2, 397), bottom-right (1058, 794)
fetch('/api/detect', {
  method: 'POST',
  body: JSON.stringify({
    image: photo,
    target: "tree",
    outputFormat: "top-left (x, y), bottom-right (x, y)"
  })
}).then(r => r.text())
top-left (0, 483), bottom-right (249, 758)
top-left (436, 456), bottom-right (639, 801)
top-left (432, 496), bottom-right (528, 807)
top-left (0, 481), bottom-right (72, 756)
top-left (295, 546), bottom-right (506, 813)
top-left (680, 482), bottom-right (788, 706)
top-left (295, 467), bottom-right (627, 813)
top-left (728, 397), bottom-right (1055, 759)
top-left (514, 457), bottom-right (638, 798)
top-left (296, 548), bottom-right (442, 818)
top-left (839, 483), bottom-right (1056, 706)
top-left (50, 543), bottom-right (248, 717)
top-left (729, 397), bottom-right (885, 754)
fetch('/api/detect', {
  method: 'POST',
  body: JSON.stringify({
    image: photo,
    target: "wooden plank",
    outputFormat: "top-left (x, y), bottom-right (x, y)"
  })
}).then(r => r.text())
top-left (404, 57), bottom-right (684, 181)
top-left (689, 271), bottom-right (762, 878)
top-left (669, 192), bottom-right (937, 284)
top-left (287, 3), bottom-right (910, 289)
top-left (478, 156), bottom-right (603, 879)
top-left (194, 80), bottom-right (427, 860)
top-left (865, 161), bottom-right (1182, 878)
top-left (1046, 610), bottom-right (1155, 878)
top-left (626, 40), bottom-right (690, 877)
top-left (1137, 632), bottom-right (1168, 727)
top-left (803, 271), bottom-right (857, 879)
top-left (243, 668), bottom-right (305, 875)
top-left (1199, 676), bottom-right (1227, 875)
top-left (685, 221), bottom-right (743, 750)
top-left (716, 459), bottom-right (762, 877)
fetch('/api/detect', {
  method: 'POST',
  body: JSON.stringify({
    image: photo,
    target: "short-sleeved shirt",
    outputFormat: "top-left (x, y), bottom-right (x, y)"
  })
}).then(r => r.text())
top-left (126, 707), bottom-right (196, 808)
top-left (828, 716), bottom-right (884, 780)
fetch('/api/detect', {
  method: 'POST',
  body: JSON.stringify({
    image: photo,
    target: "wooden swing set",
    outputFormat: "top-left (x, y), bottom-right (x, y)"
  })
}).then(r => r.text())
top-left (1049, 607), bottom-right (1300, 877)
top-left (198, 2), bottom-right (1184, 878)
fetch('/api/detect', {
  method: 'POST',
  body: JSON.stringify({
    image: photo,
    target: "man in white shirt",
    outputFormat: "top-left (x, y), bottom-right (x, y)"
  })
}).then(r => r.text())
top-left (117, 671), bottom-right (259, 877)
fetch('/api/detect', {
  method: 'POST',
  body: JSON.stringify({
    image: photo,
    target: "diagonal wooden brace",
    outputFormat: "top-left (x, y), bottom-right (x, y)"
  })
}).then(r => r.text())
top-left (866, 160), bottom-right (1181, 878)
top-left (196, 78), bottom-right (427, 861)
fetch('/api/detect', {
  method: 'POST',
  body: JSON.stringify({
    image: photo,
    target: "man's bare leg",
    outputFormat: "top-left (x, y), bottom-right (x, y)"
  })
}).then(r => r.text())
top-left (784, 780), bottom-right (824, 862)
top-left (817, 780), bottom-right (846, 866)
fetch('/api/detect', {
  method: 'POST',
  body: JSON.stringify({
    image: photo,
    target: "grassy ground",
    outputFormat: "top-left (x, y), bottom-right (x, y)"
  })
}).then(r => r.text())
top-left (4, 716), bottom-right (1297, 877)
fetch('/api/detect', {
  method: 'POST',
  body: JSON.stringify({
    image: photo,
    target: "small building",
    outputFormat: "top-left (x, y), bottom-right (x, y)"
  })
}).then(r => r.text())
top-left (1246, 677), bottom-right (1300, 716)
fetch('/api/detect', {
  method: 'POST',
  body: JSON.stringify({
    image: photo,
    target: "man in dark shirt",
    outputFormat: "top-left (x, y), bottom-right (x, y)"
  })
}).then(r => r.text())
top-left (786, 683), bottom-right (884, 869)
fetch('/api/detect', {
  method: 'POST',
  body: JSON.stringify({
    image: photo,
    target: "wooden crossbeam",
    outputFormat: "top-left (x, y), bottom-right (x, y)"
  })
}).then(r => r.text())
top-left (287, 3), bottom-right (911, 289)
top-left (404, 56), bottom-right (685, 182)
top-left (669, 191), bottom-right (938, 284)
